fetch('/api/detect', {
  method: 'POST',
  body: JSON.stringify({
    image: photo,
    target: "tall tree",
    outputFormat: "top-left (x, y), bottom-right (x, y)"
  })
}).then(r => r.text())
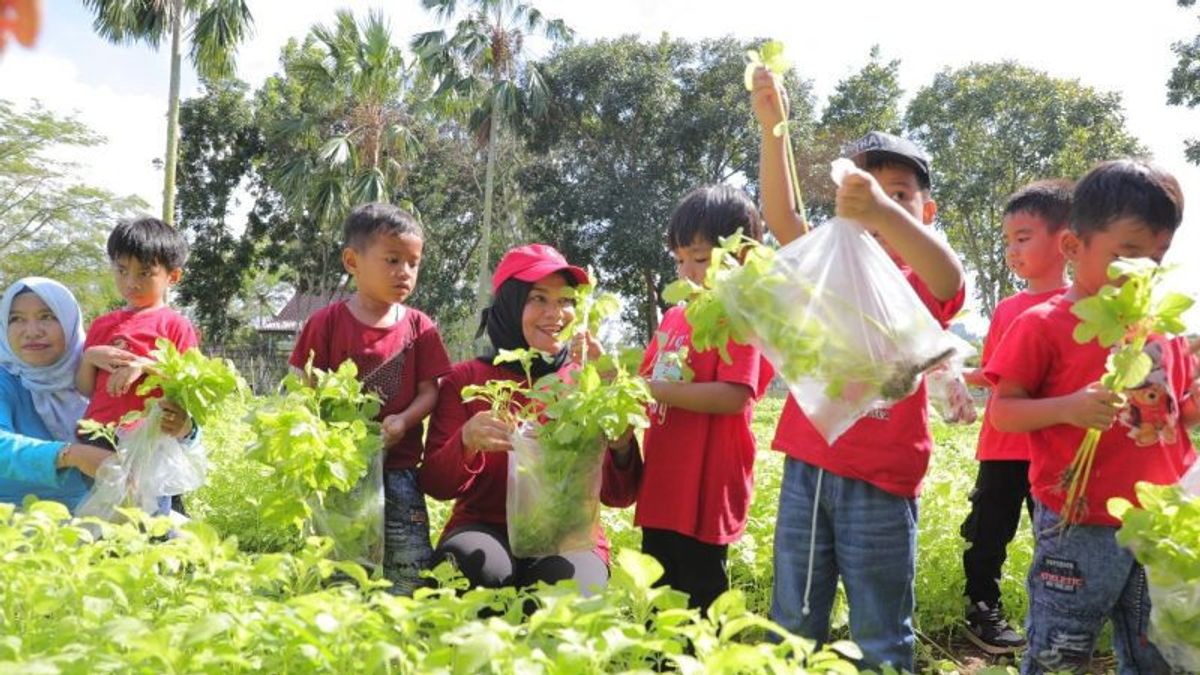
top-left (82, 0), bottom-right (253, 225)
top-left (256, 10), bottom-right (419, 296)
top-left (1168, 0), bottom-right (1200, 164)
top-left (175, 78), bottom-right (262, 343)
top-left (411, 0), bottom-right (574, 320)
top-left (521, 36), bottom-right (815, 340)
top-left (906, 62), bottom-right (1143, 315)
top-left (0, 100), bottom-right (144, 316)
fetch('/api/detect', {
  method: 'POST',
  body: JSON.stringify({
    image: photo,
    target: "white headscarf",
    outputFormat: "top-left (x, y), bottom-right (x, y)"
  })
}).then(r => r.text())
top-left (0, 277), bottom-right (88, 442)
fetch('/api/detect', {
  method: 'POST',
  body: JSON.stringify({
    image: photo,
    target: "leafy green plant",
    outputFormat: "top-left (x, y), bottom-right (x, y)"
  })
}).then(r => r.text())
top-left (1061, 259), bottom-right (1194, 524)
top-left (1109, 481), bottom-right (1200, 669)
top-left (138, 338), bottom-right (249, 426)
top-left (744, 40), bottom-right (806, 222)
top-left (245, 359), bottom-right (384, 564)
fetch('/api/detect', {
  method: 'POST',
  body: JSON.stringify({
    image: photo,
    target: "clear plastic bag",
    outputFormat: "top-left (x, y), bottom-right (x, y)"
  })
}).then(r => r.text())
top-left (309, 450), bottom-right (384, 568)
top-left (926, 333), bottom-right (978, 424)
top-left (76, 403), bottom-right (207, 520)
top-left (1143, 462), bottom-right (1200, 672)
top-left (715, 159), bottom-right (962, 443)
top-left (506, 424), bottom-right (604, 559)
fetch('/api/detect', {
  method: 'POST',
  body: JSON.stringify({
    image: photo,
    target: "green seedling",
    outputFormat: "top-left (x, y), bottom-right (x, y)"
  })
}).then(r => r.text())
top-left (745, 39), bottom-right (806, 223)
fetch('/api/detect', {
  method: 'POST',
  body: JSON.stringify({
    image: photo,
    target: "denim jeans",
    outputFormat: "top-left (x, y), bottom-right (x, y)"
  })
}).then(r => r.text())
top-left (383, 468), bottom-right (434, 596)
top-left (770, 457), bottom-right (918, 672)
top-left (1022, 501), bottom-right (1169, 675)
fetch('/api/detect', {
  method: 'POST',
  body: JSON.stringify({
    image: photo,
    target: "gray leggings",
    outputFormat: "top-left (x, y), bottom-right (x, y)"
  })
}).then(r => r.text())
top-left (433, 523), bottom-right (609, 596)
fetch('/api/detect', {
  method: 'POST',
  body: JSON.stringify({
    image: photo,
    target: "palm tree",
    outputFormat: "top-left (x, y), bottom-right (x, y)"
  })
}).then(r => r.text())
top-left (83, 0), bottom-right (253, 225)
top-left (412, 0), bottom-right (573, 315)
top-left (262, 9), bottom-right (419, 296)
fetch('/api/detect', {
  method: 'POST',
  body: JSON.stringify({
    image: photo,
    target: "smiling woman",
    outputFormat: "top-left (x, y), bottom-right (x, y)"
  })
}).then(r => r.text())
top-left (0, 277), bottom-right (114, 510)
top-left (418, 244), bottom-right (642, 595)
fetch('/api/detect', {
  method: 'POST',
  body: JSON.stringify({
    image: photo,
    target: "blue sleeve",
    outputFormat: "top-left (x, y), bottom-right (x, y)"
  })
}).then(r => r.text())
top-left (0, 379), bottom-right (68, 488)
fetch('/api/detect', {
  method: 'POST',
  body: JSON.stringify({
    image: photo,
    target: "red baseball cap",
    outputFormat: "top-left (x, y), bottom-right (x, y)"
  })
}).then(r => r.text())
top-left (491, 244), bottom-right (590, 293)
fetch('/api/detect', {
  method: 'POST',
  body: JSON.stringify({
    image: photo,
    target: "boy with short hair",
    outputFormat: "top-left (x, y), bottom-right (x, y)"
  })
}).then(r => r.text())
top-left (637, 184), bottom-right (775, 612)
top-left (290, 202), bottom-right (452, 595)
top-left (752, 69), bottom-right (965, 671)
top-left (959, 179), bottom-right (1073, 654)
top-left (987, 160), bottom-right (1197, 674)
top-left (76, 216), bottom-right (201, 513)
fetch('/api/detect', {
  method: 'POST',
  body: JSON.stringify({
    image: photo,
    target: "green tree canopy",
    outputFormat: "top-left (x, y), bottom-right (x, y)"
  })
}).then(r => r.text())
top-left (1168, 0), bottom-right (1200, 163)
top-left (906, 62), bottom-right (1143, 315)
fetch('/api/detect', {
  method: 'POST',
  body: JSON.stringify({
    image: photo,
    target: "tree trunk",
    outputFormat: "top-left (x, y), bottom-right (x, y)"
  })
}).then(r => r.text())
top-left (161, 0), bottom-right (185, 226)
top-left (642, 268), bottom-right (659, 344)
top-left (474, 93), bottom-right (502, 316)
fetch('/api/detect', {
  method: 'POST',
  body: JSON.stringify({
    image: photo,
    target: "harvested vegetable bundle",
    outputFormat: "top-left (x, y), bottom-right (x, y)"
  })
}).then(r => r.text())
top-left (1059, 259), bottom-right (1193, 525)
top-left (1109, 472), bottom-right (1200, 672)
top-left (77, 339), bottom-right (248, 520)
top-left (245, 359), bottom-right (384, 566)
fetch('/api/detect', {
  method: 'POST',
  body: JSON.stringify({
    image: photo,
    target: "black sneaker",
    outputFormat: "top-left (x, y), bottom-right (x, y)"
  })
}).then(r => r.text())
top-left (964, 600), bottom-right (1026, 655)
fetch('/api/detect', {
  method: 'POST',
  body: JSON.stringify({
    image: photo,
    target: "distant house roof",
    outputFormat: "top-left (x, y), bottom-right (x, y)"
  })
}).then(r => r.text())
top-left (254, 288), bottom-right (352, 334)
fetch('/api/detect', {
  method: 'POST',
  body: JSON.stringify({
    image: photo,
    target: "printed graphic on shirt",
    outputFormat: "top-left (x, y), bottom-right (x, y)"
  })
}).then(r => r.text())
top-left (1116, 342), bottom-right (1179, 447)
top-left (648, 330), bottom-right (688, 422)
top-left (362, 349), bottom-right (407, 408)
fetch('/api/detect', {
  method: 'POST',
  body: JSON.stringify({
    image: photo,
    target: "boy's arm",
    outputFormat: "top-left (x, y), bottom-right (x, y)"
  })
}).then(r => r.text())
top-left (75, 357), bottom-right (97, 397)
top-left (837, 169), bottom-right (964, 301)
top-left (751, 67), bottom-right (809, 245)
top-left (990, 379), bottom-right (1122, 433)
top-left (649, 381), bottom-right (754, 415)
top-left (382, 380), bottom-right (439, 447)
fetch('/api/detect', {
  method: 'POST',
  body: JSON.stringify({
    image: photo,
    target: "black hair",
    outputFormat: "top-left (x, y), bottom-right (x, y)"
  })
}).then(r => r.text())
top-left (857, 153), bottom-right (932, 192)
top-left (107, 216), bottom-right (189, 270)
top-left (1070, 160), bottom-right (1183, 239)
top-left (666, 185), bottom-right (763, 250)
top-left (343, 202), bottom-right (424, 250)
top-left (1004, 179), bottom-right (1074, 233)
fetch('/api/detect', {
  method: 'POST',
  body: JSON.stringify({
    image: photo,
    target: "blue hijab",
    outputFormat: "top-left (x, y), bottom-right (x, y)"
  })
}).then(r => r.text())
top-left (0, 278), bottom-right (88, 442)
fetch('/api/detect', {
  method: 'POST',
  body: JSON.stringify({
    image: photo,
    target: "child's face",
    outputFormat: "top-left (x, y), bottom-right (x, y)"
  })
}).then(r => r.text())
top-left (1003, 212), bottom-right (1065, 283)
top-left (521, 273), bottom-right (577, 354)
top-left (7, 292), bottom-right (66, 368)
top-left (1063, 217), bottom-right (1175, 296)
top-left (672, 238), bottom-right (714, 287)
top-left (112, 256), bottom-right (180, 309)
top-left (345, 232), bottom-right (423, 305)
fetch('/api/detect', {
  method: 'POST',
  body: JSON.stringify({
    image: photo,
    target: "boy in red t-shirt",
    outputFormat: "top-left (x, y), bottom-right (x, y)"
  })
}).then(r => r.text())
top-left (986, 160), bottom-right (1198, 674)
top-left (959, 179), bottom-right (1072, 654)
top-left (752, 69), bottom-right (965, 672)
top-left (76, 217), bottom-right (200, 514)
top-left (290, 202), bottom-right (452, 595)
top-left (638, 185), bottom-right (774, 612)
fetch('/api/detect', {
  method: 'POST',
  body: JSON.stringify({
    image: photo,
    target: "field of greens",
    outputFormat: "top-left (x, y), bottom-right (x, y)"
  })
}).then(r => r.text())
top-left (2, 393), bottom-right (1047, 674)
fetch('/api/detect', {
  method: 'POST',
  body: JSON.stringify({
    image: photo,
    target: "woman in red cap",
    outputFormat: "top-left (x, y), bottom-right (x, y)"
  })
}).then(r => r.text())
top-left (419, 244), bottom-right (641, 594)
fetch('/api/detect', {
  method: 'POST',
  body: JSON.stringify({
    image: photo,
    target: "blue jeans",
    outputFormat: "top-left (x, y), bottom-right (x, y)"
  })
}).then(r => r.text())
top-left (383, 468), bottom-right (434, 596)
top-left (771, 458), bottom-right (918, 672)
top-left (1022, 501), bottom-right (1169, 675)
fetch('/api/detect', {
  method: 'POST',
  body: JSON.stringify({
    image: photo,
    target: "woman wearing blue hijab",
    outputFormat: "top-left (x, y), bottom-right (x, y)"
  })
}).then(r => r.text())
top-left (0, 277), bottom-right (113, 510)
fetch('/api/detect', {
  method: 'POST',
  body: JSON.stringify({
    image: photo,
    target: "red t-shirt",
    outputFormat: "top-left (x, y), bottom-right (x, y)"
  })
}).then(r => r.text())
top-left (772, 269), bottom-right (965, 497)
top-left (419, 359), bottom-right (643, 564)
top-left (289, 301), bottom-right (452, 470)
top-left (82, 306), bottom-right (200, 425)
top-left (984, 294), bottom-right (1195, 527)
top-left (636, 306), bottom-right (774, 545)
top-left (976, 288), bottom-right (1067, 461)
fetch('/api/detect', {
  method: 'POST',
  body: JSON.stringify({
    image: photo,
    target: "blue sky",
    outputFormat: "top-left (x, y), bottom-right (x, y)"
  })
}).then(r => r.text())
top-left (4, 0), bottom-right (1199, 328)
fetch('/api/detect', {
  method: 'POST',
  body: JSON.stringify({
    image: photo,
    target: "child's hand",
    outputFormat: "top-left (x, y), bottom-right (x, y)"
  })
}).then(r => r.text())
top-left (158, 399), bottom-right (194, 438)
top-left (85, 345), bottom-right (140, 372)
top-left (835, 167), bottom-right (894, 225)
top-left (381, 414), bottom-right (406, 447)
top-left (106, 362), bottom-right (147, 396)
top-left (750, 66), bottom-right (788, 132)
top-left (1061, 382), bottom-right (1124, 430)
top-left (461, 412), bottom-right (514, 453)
top-left (57, 444), bottom-right (115, 477)
top-left (569, 331), bottom-right (603, 365)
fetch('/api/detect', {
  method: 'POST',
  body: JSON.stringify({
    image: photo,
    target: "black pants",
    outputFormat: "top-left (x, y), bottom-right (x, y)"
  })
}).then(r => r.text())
top-left (641, 527), bottom-right (729, 612)
top-left (960, 460), bottom-right (1033, 605)
top-left (432, 523), bottom-right (609, 595)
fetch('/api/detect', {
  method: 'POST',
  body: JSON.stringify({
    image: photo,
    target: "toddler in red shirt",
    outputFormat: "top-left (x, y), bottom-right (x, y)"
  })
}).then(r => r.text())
top-left (987, 160), bottom-right (1198, 675)
top-left (959, 179), bottom-right (1072, 654)
top-left (75, 217), bottom-right (200, 514)
top-left (290, 203), bottom-right (452, 595)
top-left (638, 185), bottom-right (774, 612)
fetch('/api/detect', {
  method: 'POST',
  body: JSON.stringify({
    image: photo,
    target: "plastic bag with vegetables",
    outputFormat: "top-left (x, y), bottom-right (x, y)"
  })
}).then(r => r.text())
top-left (309, 450), bottom-right (385, 567)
